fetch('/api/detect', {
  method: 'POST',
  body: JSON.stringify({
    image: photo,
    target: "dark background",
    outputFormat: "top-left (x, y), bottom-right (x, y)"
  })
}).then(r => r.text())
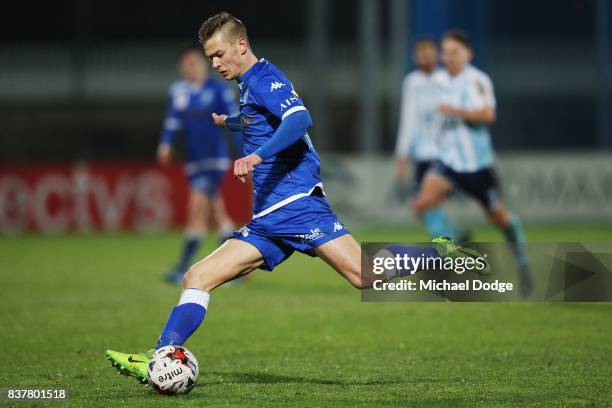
top-left (1, 0), bottom-right (610, 161)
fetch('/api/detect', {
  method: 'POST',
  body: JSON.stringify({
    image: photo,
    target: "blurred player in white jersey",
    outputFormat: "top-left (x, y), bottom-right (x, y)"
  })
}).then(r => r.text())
top-left (395, 37), bottom-right (465, 241)
top-left (412, 30), bottom-right (532, 296)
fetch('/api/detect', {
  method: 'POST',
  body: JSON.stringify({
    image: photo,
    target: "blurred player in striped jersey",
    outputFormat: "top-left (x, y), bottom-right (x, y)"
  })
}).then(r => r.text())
top-left (412, 30), bottom-right (532, 296)
top-left (395, 37), bottom-right (466, 241)
top-left (158, 46), bottom-right (239, 284)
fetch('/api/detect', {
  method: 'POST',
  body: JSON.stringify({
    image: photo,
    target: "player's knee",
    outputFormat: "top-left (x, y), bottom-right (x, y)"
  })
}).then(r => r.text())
top-left (183, 258), bottom-right (229, 292)
top-left (487, 207), bottom-right (509, 227)
top-left (182, 266), bottom-right (200, 289)
top-left (182, 262), bottom-right (210, 291)
top-left (412, 194), bottom-right (435, 215)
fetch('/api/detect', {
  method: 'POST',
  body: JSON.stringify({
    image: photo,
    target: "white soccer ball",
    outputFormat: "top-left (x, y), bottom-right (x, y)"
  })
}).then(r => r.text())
top-left (147, 345), bottom-right (199, 395)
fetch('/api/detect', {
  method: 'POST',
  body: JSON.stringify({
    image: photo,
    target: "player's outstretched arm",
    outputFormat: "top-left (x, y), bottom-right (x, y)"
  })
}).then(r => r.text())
top-left (212, 112), bottom-right (243, 132)
top-left (254, 110), bottom-right (312, 159)
top-left (232, 110), bottom-right (312, 183)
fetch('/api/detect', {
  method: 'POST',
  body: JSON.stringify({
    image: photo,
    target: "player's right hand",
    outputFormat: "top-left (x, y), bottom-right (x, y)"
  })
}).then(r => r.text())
top-left (234, 153), bottom-right (262, 183)
top-left (157, 143), bottom-right (172, 166)
top-left (211, 113), bottom-right (228, 128)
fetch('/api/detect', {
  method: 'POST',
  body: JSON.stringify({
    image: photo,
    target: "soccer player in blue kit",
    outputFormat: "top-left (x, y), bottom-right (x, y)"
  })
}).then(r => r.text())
top-left (159, 46), bottom-right (239, 284)
top-left (105, 13), bottom-right (487, 382)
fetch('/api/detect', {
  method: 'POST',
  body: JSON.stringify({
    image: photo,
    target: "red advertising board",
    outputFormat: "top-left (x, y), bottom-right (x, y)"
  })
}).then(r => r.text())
top-left (0, 162), bottom-right (252, 233)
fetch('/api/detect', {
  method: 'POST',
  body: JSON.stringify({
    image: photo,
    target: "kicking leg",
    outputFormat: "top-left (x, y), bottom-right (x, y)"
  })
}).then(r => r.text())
top-left (312, 234), bottom-right (365, 288)
top-left (313, 235), bottom-right (451, 289)
top-left (314, 233), bottom-right (490, 289)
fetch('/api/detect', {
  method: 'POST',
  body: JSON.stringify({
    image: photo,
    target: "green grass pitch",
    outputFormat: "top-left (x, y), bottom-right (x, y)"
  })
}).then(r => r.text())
top-left (1, 225), bottom-right (612, 407)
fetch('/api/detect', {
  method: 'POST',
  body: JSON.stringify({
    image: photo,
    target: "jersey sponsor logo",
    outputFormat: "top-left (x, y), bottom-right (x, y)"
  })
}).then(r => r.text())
top-left (295, 228), bottom-right (325, 242)
top-left (270, 81), bottom-right (286, 92)
top-left (333, 222), bottom-right (344, 232)
top-left (279, 95), bottom-right (300, 111)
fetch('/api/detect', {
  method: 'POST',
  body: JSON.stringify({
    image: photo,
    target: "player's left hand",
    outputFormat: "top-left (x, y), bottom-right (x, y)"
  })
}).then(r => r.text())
top-left (212, 113), bottom-right (228, 128)
top-left (234, 153), bottom-right (262, 183)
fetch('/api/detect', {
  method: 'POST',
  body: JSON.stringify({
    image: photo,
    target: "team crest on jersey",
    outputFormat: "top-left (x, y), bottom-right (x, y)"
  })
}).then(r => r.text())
top-left (241, 114), bottom-right (257, 128)
top-left (270, 81), bottom-right (285, 92)
top-left (475, 80), bottom-right (486, 96)
top-left (173, 92), bottom-right (189, 110)
top-left (200, 89), bottom-right (214, 105)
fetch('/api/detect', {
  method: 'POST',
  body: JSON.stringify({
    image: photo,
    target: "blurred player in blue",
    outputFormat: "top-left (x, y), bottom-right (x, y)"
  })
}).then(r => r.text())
top-left (158, 46), bottom-right (239, 284)
top-left (106, 14), bottom-right (489, 382)
top-left (412, 30), bottom-right (532, 296)
top-left (395, 37), bottom-right (466, 241)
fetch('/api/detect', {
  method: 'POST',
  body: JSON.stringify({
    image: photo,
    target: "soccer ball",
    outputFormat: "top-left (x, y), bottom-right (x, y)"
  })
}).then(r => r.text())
top-left (147, 345), bottom-right (199, 395)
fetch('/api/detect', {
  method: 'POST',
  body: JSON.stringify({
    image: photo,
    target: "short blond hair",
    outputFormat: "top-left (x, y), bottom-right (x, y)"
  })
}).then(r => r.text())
top-left (198, 12), bottom-right (247, 44)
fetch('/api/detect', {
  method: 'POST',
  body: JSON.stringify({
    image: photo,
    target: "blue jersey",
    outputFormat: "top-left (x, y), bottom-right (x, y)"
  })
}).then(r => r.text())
top-left (237, 58), bottom-right (322, 218)
top-left (160, 78), bottom-right (239, 175)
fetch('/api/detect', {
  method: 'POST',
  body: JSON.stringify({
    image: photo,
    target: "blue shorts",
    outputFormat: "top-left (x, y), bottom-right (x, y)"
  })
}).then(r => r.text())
top-left (430, 161), bottom-right (501, 210)
top-left (231, 193), bottom-right (350, 271)
top-left (187, 170), bottom-right (225, 196)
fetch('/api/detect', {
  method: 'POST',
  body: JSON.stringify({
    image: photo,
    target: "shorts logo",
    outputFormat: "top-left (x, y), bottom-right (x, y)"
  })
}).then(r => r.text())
top-left (270, 81), bottom-right (286, 92)
top-left (295, 228), bottom-right (324, 243)
top-left (333, 222), bottom-right (344, 232)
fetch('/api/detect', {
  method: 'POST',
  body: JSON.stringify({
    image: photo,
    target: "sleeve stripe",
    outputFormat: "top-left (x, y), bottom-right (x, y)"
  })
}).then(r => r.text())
top-left (164, 118), bottom-right (182, 131)
top-left (281, 105), bottom-right (307, 121)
